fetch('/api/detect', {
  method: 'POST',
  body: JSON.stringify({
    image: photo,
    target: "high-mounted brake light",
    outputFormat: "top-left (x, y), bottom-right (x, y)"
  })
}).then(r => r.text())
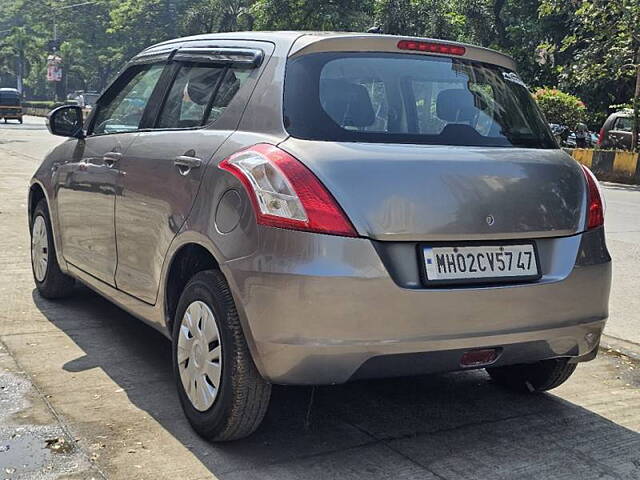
top-left (219, 144), bottom-right (357, 237)
top-left (397, 40), bottom-right (466, 56)
top-left (581, 165), bottom-right (604, 229)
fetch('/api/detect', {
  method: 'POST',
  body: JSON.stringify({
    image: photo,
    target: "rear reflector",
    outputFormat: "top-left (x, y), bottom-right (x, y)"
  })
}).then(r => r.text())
top-left (397, 40), bottom-right (466, 56)
top-left (219, 144), bottom-right (357, 237)
top-left (460, 349), bottom-right (499, 367)
top-left (581, 165), bottom-right (604, 229)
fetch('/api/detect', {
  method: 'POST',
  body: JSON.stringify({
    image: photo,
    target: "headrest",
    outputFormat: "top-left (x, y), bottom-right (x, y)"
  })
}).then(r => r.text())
top-left (436, 88), bottom-right (478, 122)
top-left (320, 79), bottom-right (375, 128)
top-left (186, 69), bottom-right (226, 105)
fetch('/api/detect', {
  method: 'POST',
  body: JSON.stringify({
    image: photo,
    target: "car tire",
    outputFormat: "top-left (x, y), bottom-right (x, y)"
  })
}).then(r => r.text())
top-left (19, 118), bottom-right (23, 124)
top-left (486, 358), bottom-right (577, 393)
top-left (172, 270), bottom-right (271, 441)
top-left (31, 199), bottom-right (75, 299)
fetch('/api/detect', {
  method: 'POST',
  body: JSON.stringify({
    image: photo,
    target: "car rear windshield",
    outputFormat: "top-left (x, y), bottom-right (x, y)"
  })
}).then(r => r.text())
top-left (283, 52), bottom-right (556, 148)
top-left (0, 92), bottom-right (20, 106)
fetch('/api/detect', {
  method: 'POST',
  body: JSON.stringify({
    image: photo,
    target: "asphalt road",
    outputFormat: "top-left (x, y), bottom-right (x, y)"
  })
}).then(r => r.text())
top-left (602, 181), bottom-right (640, 346)
top-left (0, 116), bottom-right (639, 480)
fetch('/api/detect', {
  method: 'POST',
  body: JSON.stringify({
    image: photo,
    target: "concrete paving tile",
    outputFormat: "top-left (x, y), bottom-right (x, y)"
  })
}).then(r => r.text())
top-left (0, 340), bottom-right (97, 480)
top-left (319, 369), bottom-right (555, 440)
top-left (151, 385), bottom-right (375, 475)
top-left (220, 443), bottom-right (437, 480)
top-left (388, 413), bottom-right (629, 480)
top-left (2, 118), bottom-right (639, 480)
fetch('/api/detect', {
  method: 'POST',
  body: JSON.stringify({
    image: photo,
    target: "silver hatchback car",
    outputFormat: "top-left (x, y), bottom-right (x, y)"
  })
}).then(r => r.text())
top-left (30, 32), bottom-right (610, 441)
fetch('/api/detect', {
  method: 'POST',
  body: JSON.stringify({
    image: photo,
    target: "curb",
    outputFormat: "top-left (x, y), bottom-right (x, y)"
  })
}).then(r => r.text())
top-left (599, 334), bottom-right (640, 362)
top-left (568, 148), bottom-right (640, 184)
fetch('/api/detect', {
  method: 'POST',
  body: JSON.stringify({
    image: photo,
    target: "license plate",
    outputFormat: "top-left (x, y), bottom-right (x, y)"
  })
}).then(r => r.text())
top-left (422, 244), bottom-right (539, 284)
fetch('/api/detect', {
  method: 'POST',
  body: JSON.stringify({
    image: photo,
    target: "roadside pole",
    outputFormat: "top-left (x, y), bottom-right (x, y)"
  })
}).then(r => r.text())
top-left (48, 1), bottom-right (96, 102)
top-left (633, 57), bottom-right (640, 153)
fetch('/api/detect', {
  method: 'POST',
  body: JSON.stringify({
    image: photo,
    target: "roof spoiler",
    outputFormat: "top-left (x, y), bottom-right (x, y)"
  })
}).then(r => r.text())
top-left (289, 34), bottom-right (516, 71)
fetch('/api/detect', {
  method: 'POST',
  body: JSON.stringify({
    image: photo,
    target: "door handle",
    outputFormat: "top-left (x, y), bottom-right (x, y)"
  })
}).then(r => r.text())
top-left (174, 155), bottom-right (202, 175)
top-left (103, 152), bottom-right (122, 168)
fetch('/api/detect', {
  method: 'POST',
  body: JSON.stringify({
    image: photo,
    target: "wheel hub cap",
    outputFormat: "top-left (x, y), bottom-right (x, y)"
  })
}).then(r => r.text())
top-left (177, 301), bottom-right (222, 412)
top-left (193, 343), bottom-right (204, 368)
top-left (31, 215), bottom-right (48, 282)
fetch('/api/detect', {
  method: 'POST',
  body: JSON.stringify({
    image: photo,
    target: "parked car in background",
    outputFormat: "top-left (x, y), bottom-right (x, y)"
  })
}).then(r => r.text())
top-left (566, 131), bottom-right (597, 149)
top-left (31, 32), bottom-right (610, 441)
top-left (550, 123), bottom-right (570, 146)
top-left (0, 87), bottom-right (23, 124)
top-left (550, 123), bottom-right (596, 149)
top-left (80, 92), bottom-right (100, 108)
top-left (598, 110), bottom-right (634, 150)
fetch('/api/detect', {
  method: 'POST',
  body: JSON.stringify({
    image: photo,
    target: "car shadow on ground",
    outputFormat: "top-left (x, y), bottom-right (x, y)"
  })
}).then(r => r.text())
top-left (32, 286), bottom-right (640, 479)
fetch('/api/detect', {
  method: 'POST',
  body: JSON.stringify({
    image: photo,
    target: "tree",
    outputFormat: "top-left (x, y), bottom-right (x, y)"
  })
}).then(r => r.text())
top-left (540, 0), bottom-right (640, 145)
top-left (0, 0), bottom-right (636, 131)
top-left (0, 26), bottom-right (40, 93)
top-left (533, 88), bottom-right (586, 126)
top-left (374, 0), bottom-right (415, 35)
top-left (182, 0), bottom-right (254, 35)
top-left (251, 0), bottom-right (373, 31)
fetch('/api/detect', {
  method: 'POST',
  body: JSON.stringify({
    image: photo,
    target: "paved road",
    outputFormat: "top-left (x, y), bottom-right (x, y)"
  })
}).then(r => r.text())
top-left (0, 117), bottom-right (639, 480)
top-left (602, 182), bottom-right (640, 345)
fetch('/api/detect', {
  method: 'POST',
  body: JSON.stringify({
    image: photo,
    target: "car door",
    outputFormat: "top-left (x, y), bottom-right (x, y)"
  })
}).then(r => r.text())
top-left (607, 116), bottom-right (633, 150)
top-left (114, 45), bottom-right (267, 303)
top-left (56, 62), bottom-right (166, 285)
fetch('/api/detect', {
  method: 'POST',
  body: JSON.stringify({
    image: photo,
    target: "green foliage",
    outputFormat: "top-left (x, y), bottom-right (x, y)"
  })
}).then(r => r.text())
top-left (251, 0), bottom-right (373, 31)
top-left (539, 0), bottom-right (639, 122)
top-left (0, 0), bottom-right (637, 132)
top-left (533, 88), bottom-right (586, 127)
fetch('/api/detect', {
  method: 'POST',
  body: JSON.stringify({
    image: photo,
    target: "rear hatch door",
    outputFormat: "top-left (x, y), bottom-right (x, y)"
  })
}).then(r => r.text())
top-left (279, 138), bottom-right (586, 241)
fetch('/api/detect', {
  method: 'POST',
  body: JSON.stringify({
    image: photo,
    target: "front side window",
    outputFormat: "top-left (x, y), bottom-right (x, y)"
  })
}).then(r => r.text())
top-left (92, 64), bottom-right (164, 135)
top-left (284, 52), bottom-right (556, 148)
top-left (157, 64), bottom-right (250, 129)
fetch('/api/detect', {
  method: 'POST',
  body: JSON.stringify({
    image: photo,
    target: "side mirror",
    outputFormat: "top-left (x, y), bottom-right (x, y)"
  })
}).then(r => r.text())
top-left (47, 105), bottom-right (85, 138)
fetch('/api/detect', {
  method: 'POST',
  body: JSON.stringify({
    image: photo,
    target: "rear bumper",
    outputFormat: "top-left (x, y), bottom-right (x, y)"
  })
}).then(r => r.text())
top-left (225, 227), bottom-right (611, 385)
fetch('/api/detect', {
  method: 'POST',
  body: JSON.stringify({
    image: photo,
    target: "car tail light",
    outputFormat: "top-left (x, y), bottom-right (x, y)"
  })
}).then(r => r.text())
top-left (397, 40), bottom-right (466, 56)
top-left (460, 349), bottom-right (499, 367)
top-left (581, 165), bottom-right (604, 229)
top-left (597, 128), bottom-right (605, 146)
top-left (219, 144), bottom-right (357, 237)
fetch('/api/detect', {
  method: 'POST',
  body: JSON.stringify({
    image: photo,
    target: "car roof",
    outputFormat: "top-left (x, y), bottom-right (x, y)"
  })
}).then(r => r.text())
top-left (611, 110), bottom-right (632, 118)
top-left (137, 31), bottom-right (517, 70)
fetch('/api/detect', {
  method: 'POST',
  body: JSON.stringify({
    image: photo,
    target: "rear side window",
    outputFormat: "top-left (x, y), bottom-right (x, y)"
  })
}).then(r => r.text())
top-left (157, 64), bottom-right (250, 129)
top-left (614, 117), bottom-right (633, 132)
top-left (284, 52), bottom-right (556, 148)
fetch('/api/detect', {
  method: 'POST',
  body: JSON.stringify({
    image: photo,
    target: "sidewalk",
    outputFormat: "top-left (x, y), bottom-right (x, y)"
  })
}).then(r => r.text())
top-left (1, 116), bottom-right (639, 480)
top-left (0, 341), bottom-right (101, 479)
